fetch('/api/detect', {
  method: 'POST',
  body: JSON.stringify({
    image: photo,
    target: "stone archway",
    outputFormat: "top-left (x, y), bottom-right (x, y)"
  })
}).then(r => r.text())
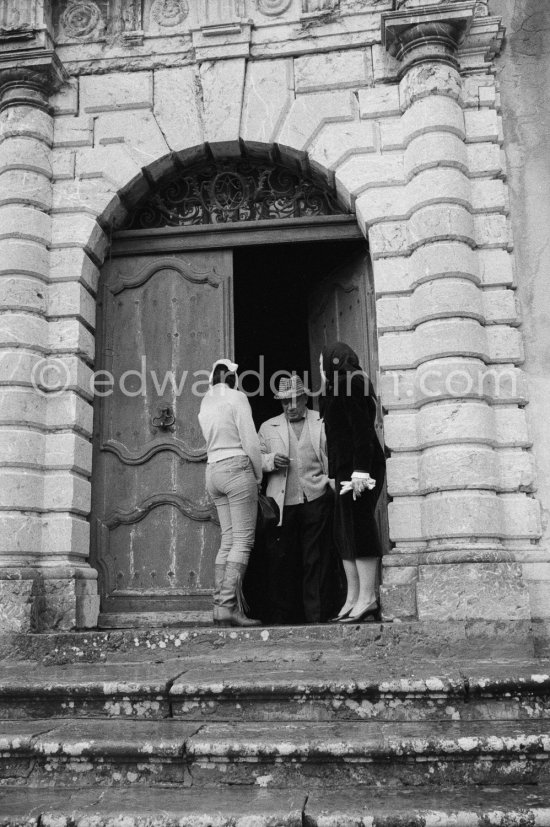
top-left (0, 0), bottom-right (538, 633)
top-left (89, 144), bottom-right (385, 627)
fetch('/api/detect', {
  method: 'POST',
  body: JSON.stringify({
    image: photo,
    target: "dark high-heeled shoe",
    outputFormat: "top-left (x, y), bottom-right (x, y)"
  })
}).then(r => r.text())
top-left (339, 601), bottom-right (378, 623)
top-left (329, 607), bottom-right (352, 623)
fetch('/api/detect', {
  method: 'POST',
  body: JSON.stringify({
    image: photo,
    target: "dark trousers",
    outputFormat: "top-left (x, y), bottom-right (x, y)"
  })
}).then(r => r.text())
top-left (267, 489), bottom-right (334, 624)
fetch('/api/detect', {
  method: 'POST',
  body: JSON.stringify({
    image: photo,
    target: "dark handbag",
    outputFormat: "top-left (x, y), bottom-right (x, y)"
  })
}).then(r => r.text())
top-left (255, 493), bottom-right (279, 542)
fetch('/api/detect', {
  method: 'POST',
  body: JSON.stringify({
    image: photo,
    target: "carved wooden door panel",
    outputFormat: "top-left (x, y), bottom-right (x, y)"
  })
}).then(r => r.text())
top-left (307, 248), bottom-right (389, 551)
top-left (307, 249), bottom-right (376, 392)
top-left (91, 251), bottom-right (233, 622)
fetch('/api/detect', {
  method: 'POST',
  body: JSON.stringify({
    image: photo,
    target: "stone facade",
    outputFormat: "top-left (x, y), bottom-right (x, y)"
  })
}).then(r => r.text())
top-left (496, 0), bottom-right (550, 644)
top-left (0, 0), bottom-right (547, 633)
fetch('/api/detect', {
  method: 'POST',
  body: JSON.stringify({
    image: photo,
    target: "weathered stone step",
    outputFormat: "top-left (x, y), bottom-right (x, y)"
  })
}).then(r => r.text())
top-left (0, 787), bottom-right (306, 826)
top-left (0, 662), bottom-right (176, 720)
top-left (186, 719), bottom-right (550, 789)
top-left (170, 659), bottom-right (550, 722)
top-left (0, 619), bottom-right (534, 665)
top-left (302, 787), bottom-right (550, 827)
top-left (1, 785), bottom-right (550, 826)
top-left (1, 658), bottom-right (548, 722)
top-left (1, 718), bottom-right (549, 789)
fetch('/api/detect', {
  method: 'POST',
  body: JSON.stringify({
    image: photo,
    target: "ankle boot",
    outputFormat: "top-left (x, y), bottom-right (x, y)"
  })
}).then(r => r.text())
top-left (217, 561), bottom-right (261, 627)
top-left (212, 563), bottom-right (226, 626)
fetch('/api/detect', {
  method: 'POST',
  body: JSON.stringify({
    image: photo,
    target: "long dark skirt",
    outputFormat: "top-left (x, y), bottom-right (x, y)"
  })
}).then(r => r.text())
top-left (334, 472), bottom-right (383, 561)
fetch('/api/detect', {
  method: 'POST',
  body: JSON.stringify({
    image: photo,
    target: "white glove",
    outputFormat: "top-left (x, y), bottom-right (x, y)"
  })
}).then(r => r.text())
top-left (340, 475), bottom-right (376, 500)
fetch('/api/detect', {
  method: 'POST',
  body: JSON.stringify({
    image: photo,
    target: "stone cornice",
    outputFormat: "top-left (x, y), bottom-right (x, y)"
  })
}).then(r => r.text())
top-left (0, 49), bottom-right (67, 109)
top-left (0, 1), bottom-right (68, 107)
top-left (382, 2), bottom-right (505, 75)
top-left (0, 25), bottom-right (35, 43)
top-left (458, 14), bottom-right (505, 73)
top-left (382, 1), bottom-right (476, 73)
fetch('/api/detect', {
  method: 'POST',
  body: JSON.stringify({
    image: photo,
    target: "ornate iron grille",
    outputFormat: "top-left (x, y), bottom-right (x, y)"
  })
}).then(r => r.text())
top-left (125, 160), bottom-right (345, 229)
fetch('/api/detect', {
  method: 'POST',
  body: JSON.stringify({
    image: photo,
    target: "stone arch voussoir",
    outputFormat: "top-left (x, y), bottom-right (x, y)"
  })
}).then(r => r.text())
top-left (83, 139), bottom-right (361, 272)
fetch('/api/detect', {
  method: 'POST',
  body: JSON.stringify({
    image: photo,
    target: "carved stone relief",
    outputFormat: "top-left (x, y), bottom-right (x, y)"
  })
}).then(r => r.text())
top-left (0, 0), bottom-right (35, 34)
top-left (257, 0), bottom-right (292, 16)
top-left (201, 0), bottom-right (245, 25)
top-left (55, 0), bottom-right (146, 42)
top-left (474, 0), bottom-right (489, 16)
top-left (50, 0), bottom-right (394, 44)
top-left (302, 0), bottom-right (339, 14)
top-left (395, 0), bottom-right (467, 7)
top-left (120, 0), bottom-right (139, 30)
top-left (150, 0), bottom-right (189, 27)
top-left (56, 0), bottom-right (107, 41)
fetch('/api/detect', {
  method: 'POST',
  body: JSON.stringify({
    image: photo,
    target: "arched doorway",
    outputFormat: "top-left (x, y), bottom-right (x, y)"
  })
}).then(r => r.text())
top-left (90, 147), bottom-right (386, 628)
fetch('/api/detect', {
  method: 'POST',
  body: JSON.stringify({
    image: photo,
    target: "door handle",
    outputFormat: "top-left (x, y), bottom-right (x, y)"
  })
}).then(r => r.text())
top-left (152, 406), bottom-right (175, 431)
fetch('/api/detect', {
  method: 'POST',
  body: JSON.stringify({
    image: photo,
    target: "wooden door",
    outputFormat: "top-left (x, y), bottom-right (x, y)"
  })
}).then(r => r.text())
top-left (91, 250), bottom-right (233, 622)
top-left (307, 247), bottom-right (389, 551)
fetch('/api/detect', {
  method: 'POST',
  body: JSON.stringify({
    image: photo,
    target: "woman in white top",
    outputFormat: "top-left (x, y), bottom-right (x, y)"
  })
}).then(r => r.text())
top-left (198, 358), bottom-right (263, 627)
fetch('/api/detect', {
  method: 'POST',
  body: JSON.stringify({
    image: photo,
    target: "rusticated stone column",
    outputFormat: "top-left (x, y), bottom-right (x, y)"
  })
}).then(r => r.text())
top-left (0, 0), bottom-right (99, 632)
top-left (375, 1), bottom-right (539, 622)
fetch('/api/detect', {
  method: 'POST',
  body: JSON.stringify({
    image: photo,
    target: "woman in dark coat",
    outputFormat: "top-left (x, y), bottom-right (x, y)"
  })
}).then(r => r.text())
top-left (320, 342), bottom-right (386, 622)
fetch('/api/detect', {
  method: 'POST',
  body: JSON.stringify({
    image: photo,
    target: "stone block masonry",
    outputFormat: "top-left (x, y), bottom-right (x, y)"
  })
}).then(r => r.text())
top-left (0, 0), bottom-right (100, 633)
top-left (0, 0), bottom-right (544, 632)
top-left (375, 2), bottom-right (537, 621)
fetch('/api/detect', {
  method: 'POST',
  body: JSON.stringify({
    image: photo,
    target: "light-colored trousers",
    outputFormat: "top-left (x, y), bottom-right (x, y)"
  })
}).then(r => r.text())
top-left (206, 455), bottom-right (258, 566)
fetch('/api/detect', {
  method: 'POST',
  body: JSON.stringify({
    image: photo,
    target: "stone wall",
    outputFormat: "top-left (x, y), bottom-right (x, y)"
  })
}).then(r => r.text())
top-left (496, 0), bottom-right (550, 634)
top-left (0, 0), bottom-right (545, 631)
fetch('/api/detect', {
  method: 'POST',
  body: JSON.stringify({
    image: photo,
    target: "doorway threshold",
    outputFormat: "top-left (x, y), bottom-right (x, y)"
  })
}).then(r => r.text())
top-left (97, 612), bottom-right (384, 631)
top-left (97, 611), bottom-right (213, 629)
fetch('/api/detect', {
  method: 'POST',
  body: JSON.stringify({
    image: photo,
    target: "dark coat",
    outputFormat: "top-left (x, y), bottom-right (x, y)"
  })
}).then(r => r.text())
top-left (322, 374), bottom-right (386, 560)
top-left (322, 374), bottom-right (385, 494)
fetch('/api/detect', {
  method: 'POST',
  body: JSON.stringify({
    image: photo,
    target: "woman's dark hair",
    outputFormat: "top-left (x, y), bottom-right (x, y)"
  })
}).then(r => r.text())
top-left (320, 341), bottom-right (377, 412)
top-left (212, 365), bottom-right (236, 388)
top-left (321, 342), bottom-right (362, 384)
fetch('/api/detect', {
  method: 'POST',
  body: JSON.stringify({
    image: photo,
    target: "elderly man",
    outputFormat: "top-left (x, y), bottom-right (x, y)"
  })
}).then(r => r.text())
top-left (258, 375), bottom-right (334, 624)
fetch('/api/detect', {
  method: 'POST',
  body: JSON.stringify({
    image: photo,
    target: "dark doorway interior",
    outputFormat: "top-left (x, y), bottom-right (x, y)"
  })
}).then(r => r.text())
top-left (234, 238), bottom-right (365, 427)
top-left (234, 238), bottom-right (367, 623)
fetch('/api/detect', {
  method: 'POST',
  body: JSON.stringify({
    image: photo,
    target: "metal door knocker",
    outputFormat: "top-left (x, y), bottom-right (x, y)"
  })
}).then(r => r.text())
top-left (152, 406), bottom-right (175, 431)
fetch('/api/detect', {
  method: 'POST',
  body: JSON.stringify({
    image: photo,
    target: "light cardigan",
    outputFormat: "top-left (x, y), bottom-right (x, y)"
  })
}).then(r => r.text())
top-left (258, 409), bottom-right (332, 526)
top-left (198, 383), bottom-right (262, 483)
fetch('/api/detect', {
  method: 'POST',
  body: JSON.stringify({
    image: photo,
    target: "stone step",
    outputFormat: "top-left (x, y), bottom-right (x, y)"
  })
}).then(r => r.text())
top-left (169, 659), bottom-right (550, 723)
top-left (1, 785), bottom-right (550, 827)
top-left (1, 619), bottom-right (534, 665)
top-left (0, 787), bottom-right (306, 826)
top-left (186, 719), bottom-right (550, 789)
top-left (1, 658), bottom-right (548, 722)
top-left (2, 785), bottom-right (550, 827)
top-left (1, 718), bottom-right (549, 789)
top-left (302, 787), bottom-right (550, 827)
